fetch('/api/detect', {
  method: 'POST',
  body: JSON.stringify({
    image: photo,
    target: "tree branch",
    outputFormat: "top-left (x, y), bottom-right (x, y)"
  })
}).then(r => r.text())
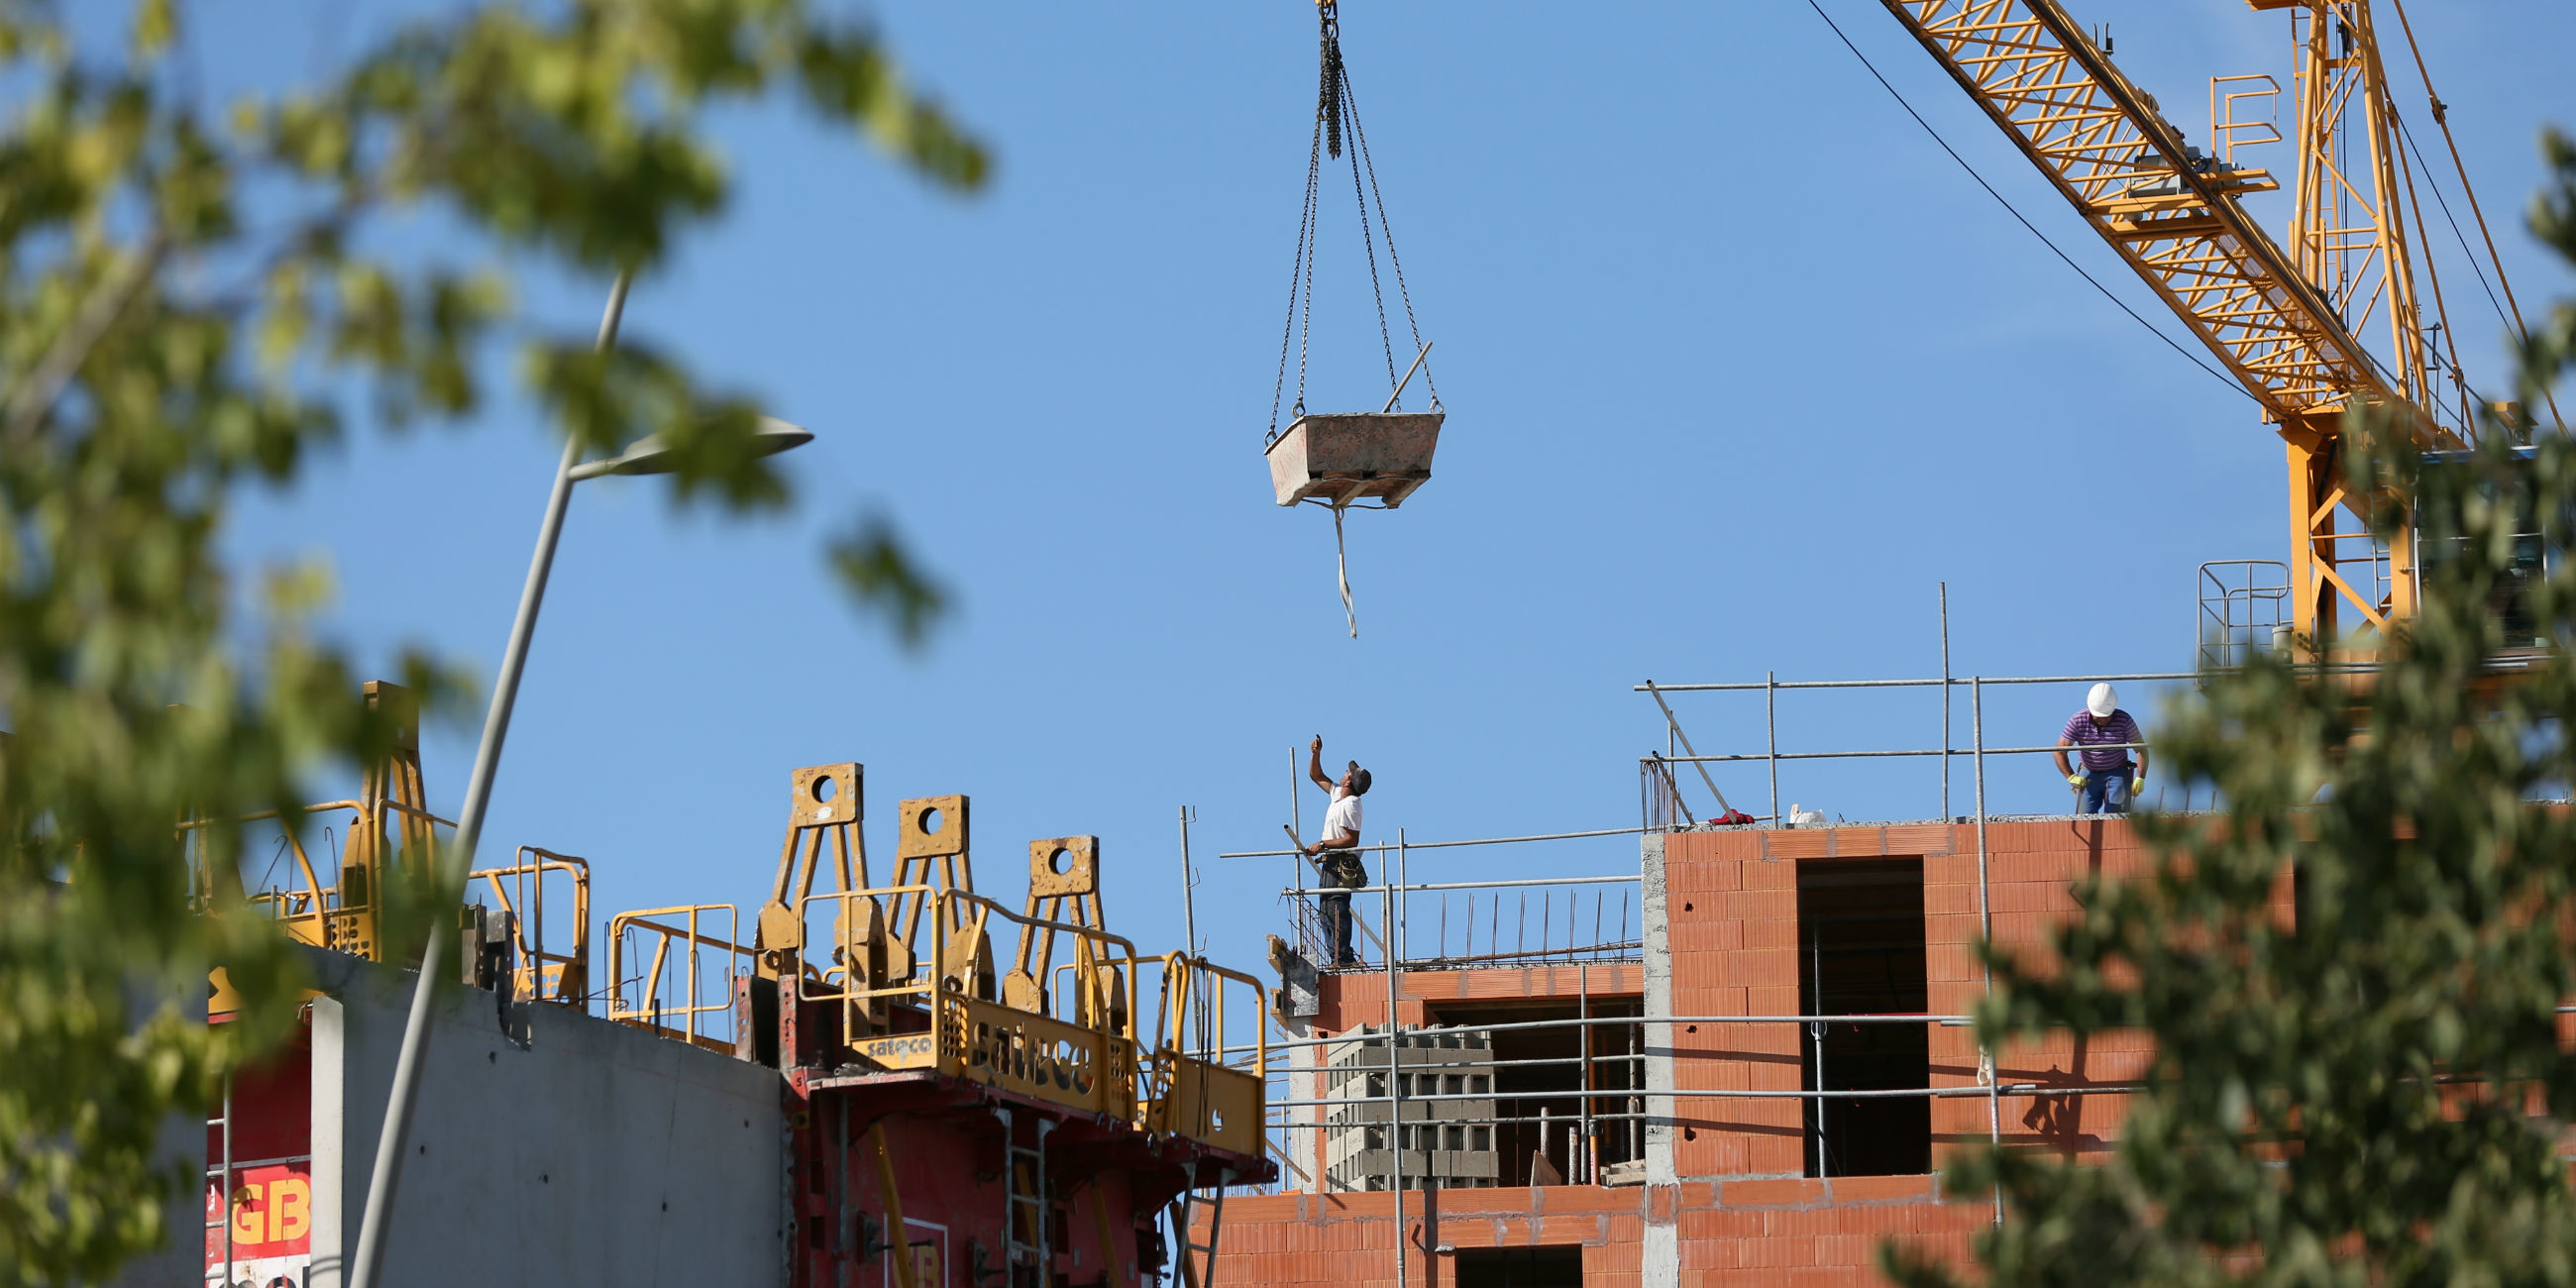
top-left (3, 230), bottom-right (170, 444)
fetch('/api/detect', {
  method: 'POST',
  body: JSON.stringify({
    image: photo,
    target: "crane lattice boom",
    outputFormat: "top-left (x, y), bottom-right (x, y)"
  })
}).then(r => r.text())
top-left (1881, 0), bottom-right (2464, 639)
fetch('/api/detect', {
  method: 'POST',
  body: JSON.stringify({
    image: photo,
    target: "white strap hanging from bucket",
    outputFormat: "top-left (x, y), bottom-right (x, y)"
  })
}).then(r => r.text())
top-left (1333, 500), bottom-right (1358, 638)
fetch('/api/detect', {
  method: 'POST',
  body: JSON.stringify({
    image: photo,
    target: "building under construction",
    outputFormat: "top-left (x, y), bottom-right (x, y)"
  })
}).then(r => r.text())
top-left (1198, 0), bottom-right (2548, 1272)
top-left (1199, 661), bottom-right (2219, 1288)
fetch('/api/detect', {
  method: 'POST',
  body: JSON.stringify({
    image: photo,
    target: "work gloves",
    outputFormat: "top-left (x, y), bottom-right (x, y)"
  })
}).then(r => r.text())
top-left (2066, 772), bottom-right (2149, 798)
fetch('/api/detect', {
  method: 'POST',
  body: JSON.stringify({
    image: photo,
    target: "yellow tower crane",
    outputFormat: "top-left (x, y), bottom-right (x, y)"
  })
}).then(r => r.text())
top-left (1878, 0), bottom-right (2537, 651)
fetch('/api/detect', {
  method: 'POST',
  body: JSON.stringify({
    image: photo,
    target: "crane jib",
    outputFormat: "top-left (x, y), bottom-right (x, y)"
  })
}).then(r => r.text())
top-left (1878, 0), bottom-right (2433, 445)
top-left (1874, 0), bottom-right (2478, 643)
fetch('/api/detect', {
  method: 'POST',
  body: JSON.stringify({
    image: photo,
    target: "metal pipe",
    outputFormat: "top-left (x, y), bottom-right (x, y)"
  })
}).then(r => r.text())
top-left (1975, 677), bottom-right (2001, 1226)
top-left (1234, 1011), bottom-right (1969, 1057)
top-left (1381, 340), bottom-right (1434, 413)
top-left (1940, 583), bottom-right (1951, 819)
top-left (221, 1072), bottom-right (233, 1286)
top-left (1635, 671), bottom-right (2199, 693)
top-left (1221, 824), bottom-right (1646, 861)
top-left (1766, 671), bottom-right (1779, 826)
top-left (1578, 961), bottom-right (1593, 1183)
top-left (1179, 805), bottom-right (1199, 957)
top-left (1653, 742), bottom-right (2147, 763)
top-left (1808, 933), bottom-right (1827, 1178)
top-left (1645, 681), bottom-right (1736, 815)
top-left (1280, 873), bottom-right (1636, 897)
top-left (346, 268), bottom-right (631, 1288)
top-left (1289, 749), bottom-right (1301, 926)
top-left (1629, 1016), bottom-right (1642, 1162)
top-left (1384, 828), bottom-right (1406, 1288)
top-left (1280, 1083), bottom-right (2124, 1109)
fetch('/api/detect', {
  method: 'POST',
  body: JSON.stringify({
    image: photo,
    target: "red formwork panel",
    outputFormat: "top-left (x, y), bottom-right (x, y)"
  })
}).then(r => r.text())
top-left (771, 984), bottom-right (1272, 1288)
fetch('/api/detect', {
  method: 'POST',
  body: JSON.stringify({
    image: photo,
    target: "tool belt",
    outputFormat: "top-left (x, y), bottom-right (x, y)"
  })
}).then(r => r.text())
top-left (1318, 849), bottom-right (1367, 890)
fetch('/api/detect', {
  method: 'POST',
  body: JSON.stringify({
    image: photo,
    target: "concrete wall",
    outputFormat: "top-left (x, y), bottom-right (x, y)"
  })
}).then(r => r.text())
top-left (302, 947), bottom-right (783, 1288)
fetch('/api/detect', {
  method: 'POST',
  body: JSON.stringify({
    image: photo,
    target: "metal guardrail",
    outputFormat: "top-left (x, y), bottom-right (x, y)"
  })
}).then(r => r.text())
top-left (790, 884), bottom-right (1262, 1156)
top-left (470, 847), bottom-right (590, 1006)
top-left (1224, 827), bottom-right (1649, 973)
top-left (608, 904), bottom-right (752, 1052)
top-left (1639, 671), bottom-right (2189, 828)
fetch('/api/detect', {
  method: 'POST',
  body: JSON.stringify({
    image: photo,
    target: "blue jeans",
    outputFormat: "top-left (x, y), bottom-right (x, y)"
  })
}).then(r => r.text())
top-left (2079, 766), bottom-right (2133, 814)
top-left (1319, 892), bottom-right (1358, 967)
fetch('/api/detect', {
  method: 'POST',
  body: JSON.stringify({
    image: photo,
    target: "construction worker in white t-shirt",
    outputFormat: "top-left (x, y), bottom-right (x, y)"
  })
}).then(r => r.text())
top-left (1302, 735), bottom-right (1372, 968)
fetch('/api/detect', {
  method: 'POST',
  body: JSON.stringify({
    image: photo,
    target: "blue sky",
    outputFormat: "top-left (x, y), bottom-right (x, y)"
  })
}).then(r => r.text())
top-left (186, 2), bottom-right (2576, 981)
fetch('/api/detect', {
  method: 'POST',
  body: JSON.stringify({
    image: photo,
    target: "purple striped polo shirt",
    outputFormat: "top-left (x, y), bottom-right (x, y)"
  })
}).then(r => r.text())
top-left (2061, 709), bottom-right (2140, 772)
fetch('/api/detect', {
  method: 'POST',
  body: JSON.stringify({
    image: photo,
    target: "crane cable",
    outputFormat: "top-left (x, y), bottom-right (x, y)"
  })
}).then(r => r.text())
top-left (1797, 0), bottom-right (2261, 407)
top-left (2383, 0), bottom-right (2563, 433)
top-left (1266, 0), bottom-right (1440, 448)
top-left (1267, 0), bottom-right (1442, 639)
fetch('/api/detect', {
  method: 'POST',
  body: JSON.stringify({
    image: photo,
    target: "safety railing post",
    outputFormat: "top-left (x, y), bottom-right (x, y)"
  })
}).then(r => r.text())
top-left (1973, 677), bottom-right (2000, 1226)
top-left (685, 905), bottom-right (700, 1045)
top-left (1766, 671), bottom-right (1779, 825)
top-left (1382, 841), bottom-right (1407, 1288)
top-left (1940, 584), bottom-right (1952, 819)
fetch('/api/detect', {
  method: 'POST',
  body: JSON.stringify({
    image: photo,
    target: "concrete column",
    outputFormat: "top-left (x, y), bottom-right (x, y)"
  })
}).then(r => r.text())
top-left (1641, 831), bottom-right (1678, 1288)
top-left (1285, 1015), bottom-right (1322, 1188)
top-left (308, 994), bottom-right (349, 1288)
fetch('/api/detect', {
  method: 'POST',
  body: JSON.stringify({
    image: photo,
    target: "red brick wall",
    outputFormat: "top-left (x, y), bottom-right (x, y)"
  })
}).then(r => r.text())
top-left (1317, 962), bottom-right (1646, 1031)
top-left (1203, 1177), bottom-right (1988, 1288)
top-left (1220, 818), bottom-right (2292, 1287)
top-left (1660, 820), bottom-right (2210, 1173)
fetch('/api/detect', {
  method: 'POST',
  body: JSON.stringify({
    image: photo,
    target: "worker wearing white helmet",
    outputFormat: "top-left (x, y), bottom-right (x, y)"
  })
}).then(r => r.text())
top-left (2053, 683), bottom-right (2147, 814)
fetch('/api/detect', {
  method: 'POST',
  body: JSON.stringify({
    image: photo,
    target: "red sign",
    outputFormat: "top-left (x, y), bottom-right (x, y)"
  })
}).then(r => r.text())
top-left (204, 1160), bottom-right (311, 1287)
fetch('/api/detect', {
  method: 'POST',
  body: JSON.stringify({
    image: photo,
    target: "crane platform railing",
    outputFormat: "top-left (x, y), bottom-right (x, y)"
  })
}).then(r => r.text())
top-left (1144, 953), bottom-right (1269, 1159)
top-left (469, 847), bottom-right (590, 1007)
top-left (189, 796), bottom-right (456, 960)
top-left (798, 886), bottom-right (1147, 1122)
top-left (607, 904), bottom-right (753, 1053)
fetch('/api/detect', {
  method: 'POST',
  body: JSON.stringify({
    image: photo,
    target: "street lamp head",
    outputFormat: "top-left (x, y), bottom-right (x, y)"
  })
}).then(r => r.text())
top-left (569, 415), bottom-right (815, 482)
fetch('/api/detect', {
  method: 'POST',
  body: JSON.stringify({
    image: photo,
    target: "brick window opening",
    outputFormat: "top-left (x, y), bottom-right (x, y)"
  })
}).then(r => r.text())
top-left (1427, 998), bottom-right (1644, 1188)
top-left (1797, 857), bottom-right (1930, 1178)
top-left (1451, 1245), bottom-right (1582, 1288)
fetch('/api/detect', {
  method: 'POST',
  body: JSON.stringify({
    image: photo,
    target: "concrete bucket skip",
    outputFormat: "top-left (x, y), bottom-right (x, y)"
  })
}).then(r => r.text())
top-left (1264, 0), bottom-right (1445, 639)
top-left (1264, 412), bottom-right (1443, 509)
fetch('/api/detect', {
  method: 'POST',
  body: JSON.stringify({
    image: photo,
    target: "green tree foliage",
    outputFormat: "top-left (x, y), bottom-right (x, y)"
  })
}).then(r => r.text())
top-left (0, 1), bottom-right (982, 1279)
top-left (1890, 131), bottom-right (2576, 1288)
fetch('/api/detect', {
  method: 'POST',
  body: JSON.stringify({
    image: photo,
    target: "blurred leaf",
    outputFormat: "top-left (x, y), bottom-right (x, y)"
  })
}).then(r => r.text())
top-left (828, 513), bottom-right (948, 650)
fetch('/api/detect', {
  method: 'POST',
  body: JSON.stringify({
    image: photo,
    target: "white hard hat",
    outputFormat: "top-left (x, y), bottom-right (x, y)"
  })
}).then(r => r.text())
top-left (2087, 683), bottom-right (2117, 718)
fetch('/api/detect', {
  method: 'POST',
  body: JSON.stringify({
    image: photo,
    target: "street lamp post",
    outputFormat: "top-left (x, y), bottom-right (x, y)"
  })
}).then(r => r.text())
top-left (342, 270), bottom-right (811, 1288)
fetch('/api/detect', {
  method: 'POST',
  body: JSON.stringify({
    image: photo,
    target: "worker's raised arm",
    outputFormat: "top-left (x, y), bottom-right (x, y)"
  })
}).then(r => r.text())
top-left (1308, 735), bottom-right (1335, 792)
